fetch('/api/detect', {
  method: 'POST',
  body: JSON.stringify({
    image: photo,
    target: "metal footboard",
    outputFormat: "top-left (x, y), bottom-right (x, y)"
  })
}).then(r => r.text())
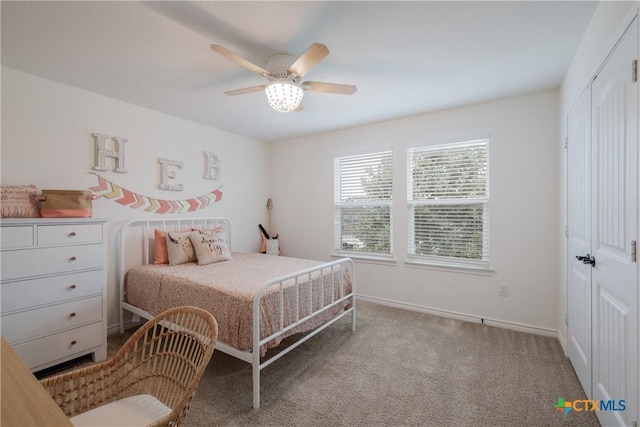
top-left (251, 257), bottom-right (356, 408)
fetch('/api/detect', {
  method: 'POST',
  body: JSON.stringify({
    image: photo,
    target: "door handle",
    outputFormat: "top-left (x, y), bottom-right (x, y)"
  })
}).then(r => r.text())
top-left (576, 253), bottom-right (596, 267)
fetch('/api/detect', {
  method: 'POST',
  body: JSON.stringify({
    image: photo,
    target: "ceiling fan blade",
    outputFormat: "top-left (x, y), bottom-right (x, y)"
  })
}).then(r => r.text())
top-left (211, 44), bottom-right (270, 76)
top-left (303, 81), bottom-right (357, 95)
top-left (288, 42), bottom-right (329, 78)
top-left (224, 85), bottom-right (266, 96)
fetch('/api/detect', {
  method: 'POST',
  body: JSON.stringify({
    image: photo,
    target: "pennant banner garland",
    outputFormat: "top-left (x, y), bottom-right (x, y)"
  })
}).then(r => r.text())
top-left (89, 173), bottom-right (222, 214)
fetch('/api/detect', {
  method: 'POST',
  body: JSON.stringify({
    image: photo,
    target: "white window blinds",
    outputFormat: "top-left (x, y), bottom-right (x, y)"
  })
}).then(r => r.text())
top-left (334, 150), bottom-right (393, 255)
top-left (407, 139), bottom-right (489, 267)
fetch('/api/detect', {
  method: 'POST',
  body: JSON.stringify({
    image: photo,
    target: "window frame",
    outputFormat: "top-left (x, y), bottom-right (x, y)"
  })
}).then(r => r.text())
top-left (333, 148), bottom-right (394, 259)
top-left (406, 138), bottom-right (490, 269)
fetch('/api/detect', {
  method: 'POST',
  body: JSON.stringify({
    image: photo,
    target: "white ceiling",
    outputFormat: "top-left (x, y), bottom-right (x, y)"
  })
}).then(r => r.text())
top-left (1, 1), bottom-right (598, 142)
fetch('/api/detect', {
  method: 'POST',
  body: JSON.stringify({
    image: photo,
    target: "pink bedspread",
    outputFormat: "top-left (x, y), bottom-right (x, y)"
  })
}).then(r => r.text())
top-left (125, 253), bottom-right (352, 355)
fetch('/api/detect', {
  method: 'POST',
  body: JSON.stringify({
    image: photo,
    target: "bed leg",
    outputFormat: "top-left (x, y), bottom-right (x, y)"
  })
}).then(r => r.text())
top-left (252, 361), bottom-right (261, 409)
top-left (351, 298), bottom-right (357, 332)
top-left (352, 311), bottom-right (356, 332)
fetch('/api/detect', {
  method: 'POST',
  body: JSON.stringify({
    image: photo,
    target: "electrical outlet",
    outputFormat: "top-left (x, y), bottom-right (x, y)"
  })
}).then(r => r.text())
top-left (498, 284), bottom-right (508, 297)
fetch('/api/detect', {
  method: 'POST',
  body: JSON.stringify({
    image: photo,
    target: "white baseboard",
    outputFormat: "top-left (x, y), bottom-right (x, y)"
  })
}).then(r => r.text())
top-left (356, 294), bottom-right (560, 339)
top-left (557, 331), bottom-right (568, 355)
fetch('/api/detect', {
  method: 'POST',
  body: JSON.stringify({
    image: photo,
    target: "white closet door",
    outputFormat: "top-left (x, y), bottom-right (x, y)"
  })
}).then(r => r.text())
top-left (591, 17), bottom-right (638, 427)
top-left (567, 85), bottom-right (593, 397)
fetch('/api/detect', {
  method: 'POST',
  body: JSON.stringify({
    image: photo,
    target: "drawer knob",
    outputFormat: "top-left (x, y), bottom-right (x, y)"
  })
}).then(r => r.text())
top-left (70, 340), bottom-right (77, 346)
top-left (69, 284), bottom-right (77, 289)
top-left (69, 312), bottom-right (76, 318)
top-left (69, 232), bottom-right (77, 237)
top-left (69, 256), bottom-right (77, 261)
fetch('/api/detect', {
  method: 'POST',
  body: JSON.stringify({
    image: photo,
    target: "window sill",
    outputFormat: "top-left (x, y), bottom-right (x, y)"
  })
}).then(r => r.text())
top-left (404, 259), bottom-right (496, 276)
top-left (331, 252), bottom-right (397, 266)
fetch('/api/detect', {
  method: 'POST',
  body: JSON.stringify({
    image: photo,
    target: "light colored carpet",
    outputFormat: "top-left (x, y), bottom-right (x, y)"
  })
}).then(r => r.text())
top-left (42, 301), bottom-right (600, 426)
top-left (187, 301), bottom-right (599, 426)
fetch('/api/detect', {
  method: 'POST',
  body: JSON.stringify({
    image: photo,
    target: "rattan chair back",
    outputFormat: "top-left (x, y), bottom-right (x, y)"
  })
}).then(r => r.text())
top-left (40, 306), bottom-right (218, 426)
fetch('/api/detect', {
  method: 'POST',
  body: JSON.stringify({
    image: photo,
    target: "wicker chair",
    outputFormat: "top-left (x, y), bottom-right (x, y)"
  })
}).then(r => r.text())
top-left (39, 306), bottom-right (218, 427)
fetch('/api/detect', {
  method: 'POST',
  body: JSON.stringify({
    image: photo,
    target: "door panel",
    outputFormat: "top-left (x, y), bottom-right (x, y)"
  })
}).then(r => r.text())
top-left (591, 17), bottom-right (638, 427)
top-left (567, 86), bottom-right (593, 396)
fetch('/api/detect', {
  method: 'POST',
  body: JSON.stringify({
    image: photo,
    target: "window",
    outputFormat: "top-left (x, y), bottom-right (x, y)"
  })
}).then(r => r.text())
top-left (334, 150), bottom-right (393, 256)
top-left (407, 139), bottom-right (489, 267)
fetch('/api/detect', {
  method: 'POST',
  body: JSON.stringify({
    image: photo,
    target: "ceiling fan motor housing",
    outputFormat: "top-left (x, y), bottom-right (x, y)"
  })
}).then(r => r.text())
top-left (267, 54), bottom-right (298, 81)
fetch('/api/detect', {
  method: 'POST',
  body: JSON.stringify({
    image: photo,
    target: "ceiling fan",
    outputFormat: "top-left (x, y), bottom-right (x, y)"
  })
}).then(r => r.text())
top-left (210, 42), bottom-right (357, 113)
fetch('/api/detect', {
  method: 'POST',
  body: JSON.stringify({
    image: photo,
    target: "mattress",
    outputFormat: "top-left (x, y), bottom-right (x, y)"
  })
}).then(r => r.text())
top-left (124, 253), bottom-right (352, 354)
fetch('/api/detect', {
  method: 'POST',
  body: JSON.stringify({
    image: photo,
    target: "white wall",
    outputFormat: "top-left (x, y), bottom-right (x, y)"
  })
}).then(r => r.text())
top-left (1, 67), bottom-right (270, 332)
top-left (270, 90), bottom-right (560, 333)
top-left (558, 1), bottom-right (639, 349)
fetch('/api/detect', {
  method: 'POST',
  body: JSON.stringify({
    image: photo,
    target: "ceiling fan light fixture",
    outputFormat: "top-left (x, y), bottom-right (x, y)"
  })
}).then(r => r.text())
top-left (265, 81), bottom-right (304, 113)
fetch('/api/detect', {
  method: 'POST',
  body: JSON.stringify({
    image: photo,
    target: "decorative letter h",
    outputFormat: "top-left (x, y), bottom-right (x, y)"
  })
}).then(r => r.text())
top-left (92, 133), bottom-right (127, 173)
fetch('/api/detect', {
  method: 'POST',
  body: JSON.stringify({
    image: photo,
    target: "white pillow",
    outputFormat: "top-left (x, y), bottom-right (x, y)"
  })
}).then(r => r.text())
top-left (189, 230), bottom-right (233, 265)
top-left (165, 231), bottom-right (197, 265)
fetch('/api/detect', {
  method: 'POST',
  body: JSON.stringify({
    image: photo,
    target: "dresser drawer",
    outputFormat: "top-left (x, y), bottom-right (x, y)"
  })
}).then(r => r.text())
top-left (12, 322), bottom-right (103, 371)
top-left (0, 226), bottom-right (34, 249)
top-left (1, 295), bottom-right (103, 343)
top-left (37, 223), bottom-right (103, 246)
top-left (1, 270), bottom-right (103, 313)
top-left (1, 244), bottom-right (103, 281)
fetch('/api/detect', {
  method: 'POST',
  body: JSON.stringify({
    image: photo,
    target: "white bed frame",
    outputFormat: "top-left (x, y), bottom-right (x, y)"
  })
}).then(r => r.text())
top-left (118, 217), bottom-right (356, 409)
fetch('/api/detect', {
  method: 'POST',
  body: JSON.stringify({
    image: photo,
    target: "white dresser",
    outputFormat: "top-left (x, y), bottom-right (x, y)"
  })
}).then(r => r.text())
top-left (0, 218), bottom-right (107, 372)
